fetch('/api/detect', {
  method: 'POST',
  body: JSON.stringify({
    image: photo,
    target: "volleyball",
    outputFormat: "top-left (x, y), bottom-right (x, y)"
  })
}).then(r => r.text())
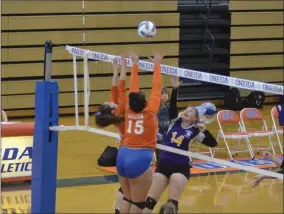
top-left (137, 21), bottom-right (157, 38)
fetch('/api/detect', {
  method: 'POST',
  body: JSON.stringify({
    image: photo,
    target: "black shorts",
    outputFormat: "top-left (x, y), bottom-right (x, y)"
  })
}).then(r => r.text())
top-left (155, 163), bottom-right (190, 180)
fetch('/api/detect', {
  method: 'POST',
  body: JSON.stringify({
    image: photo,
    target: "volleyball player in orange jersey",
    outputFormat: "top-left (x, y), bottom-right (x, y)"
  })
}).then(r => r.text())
top-left (95, 56), bottom-right (127, 142)
top-left (116, 51), bottom-right (163, 213)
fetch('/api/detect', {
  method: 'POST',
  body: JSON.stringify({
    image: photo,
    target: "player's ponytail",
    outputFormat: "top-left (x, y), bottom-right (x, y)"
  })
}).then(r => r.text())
top-left (95, 104), bottom-right (124, 127)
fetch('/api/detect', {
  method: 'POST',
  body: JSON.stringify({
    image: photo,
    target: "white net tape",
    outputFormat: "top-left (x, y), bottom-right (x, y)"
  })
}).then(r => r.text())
top-left (49, 45), bottom-right (284, 180)
top-left (66, 45), bottom-right (283, 95)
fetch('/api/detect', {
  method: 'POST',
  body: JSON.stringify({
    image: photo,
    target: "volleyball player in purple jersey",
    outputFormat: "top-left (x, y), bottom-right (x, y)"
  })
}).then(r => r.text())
top-left (144, 87), bottom-right (218, 213)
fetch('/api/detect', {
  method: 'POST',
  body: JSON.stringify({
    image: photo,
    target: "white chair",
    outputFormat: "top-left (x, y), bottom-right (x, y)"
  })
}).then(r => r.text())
top-left (240, 108), bottom-right (275, 156)
top-left (271, 106), bottom-right (283, 155)
top-left (216, 110), bottom-right (253, 161)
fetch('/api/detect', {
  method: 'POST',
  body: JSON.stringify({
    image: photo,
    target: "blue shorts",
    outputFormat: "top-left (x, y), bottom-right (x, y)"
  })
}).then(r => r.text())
top-left (116, 146), bottom-right (153, 179)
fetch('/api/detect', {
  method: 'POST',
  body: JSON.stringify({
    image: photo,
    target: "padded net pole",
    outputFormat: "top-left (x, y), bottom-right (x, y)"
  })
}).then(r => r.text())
top-left (32, 41), bottom-right (59, 213)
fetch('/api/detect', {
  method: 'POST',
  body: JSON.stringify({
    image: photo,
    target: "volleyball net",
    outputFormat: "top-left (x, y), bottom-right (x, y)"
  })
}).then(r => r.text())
top-left (31, 41), bottom-right (283, 214)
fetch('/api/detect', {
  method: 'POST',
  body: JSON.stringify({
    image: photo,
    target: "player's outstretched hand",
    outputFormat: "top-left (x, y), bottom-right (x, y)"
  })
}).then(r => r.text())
top-left (120, 55), bottom-right (127, 68)
top-left (149, 50), bottom-right (164, 64)
top-left (129, 52), bottom-right (139, 64)
top-left (170, 76), bottom-right (182, 89)
top-left (112, 57), bottom-right (121, 70)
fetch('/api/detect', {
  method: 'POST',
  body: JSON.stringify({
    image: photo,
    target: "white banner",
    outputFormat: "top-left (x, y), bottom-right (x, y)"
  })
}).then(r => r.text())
top-left (1, 136), bottom-right (33, 178)
top-left (66, 45), bottom-right (283, 95)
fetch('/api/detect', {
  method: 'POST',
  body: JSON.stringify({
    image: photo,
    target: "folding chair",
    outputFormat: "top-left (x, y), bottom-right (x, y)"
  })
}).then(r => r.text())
top-left (271, 106), bottom-right (283, 155)
top-left (240, 108), bottom-right (275, 156)
top-left (216, 110), bottom-right (253, 161)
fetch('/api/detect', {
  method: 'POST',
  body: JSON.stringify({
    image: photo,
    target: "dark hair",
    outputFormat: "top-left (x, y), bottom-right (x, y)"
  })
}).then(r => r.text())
top-left (129, 91), bottom-right (147, 113)
top-left (159, 201), bottom-right (178, 214)
top-left (95, 104), bottom-right (124, 127)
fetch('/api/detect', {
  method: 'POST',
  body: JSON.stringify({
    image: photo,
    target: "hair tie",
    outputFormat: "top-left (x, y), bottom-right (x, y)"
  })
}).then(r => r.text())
top-left (95, 112), bottom-right (101, 116)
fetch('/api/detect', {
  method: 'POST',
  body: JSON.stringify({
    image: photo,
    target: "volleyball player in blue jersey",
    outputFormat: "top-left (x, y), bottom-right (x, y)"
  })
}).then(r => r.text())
top-left (144, 79), bottom-right (218, 213)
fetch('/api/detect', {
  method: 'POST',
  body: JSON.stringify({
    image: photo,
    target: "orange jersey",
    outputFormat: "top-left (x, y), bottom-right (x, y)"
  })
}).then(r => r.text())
top-left (123, 63), bottom-right (162, 149)
top-left (113, 80), bottom-right (127, 147)
top-left (110, 86), bottom-right (119, 104)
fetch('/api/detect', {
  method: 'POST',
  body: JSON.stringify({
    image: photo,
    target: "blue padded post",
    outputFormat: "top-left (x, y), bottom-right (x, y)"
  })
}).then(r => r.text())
top-left (32, 80), bottom-right (59, 213)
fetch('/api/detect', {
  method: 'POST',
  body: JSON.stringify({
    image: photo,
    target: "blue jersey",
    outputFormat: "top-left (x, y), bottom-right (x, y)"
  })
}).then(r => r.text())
top-left (159, 118), bottom-right (205, 165)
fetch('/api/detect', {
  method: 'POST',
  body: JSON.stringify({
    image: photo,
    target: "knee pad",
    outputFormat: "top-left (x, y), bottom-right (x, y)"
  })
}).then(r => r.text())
top-left (145, 197), bottom-right (157, 210)
top-left (123, 197), bottom-right (132, 204)
top-left (168, 199), bottom-right (179, 210)
top-left (118, 187), bottom-right (123, 194)
top-left (132, 201), bottom-right (145, 210)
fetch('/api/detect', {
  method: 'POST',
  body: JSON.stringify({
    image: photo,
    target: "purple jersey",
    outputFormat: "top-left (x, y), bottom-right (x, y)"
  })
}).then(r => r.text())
top-left (159, 118), bottom-right (205, 165)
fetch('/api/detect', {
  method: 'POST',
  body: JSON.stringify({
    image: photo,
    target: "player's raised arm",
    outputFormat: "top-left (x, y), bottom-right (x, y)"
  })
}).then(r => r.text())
top-left (116, 56), bottom-right (127, 116)
top-left (169, 76), bottom-right (182, 120)
top-left (129, 53), bottom-right (139, 93)
top-left (110, 59), bottom-right (120, 103)
top-left (146, 51), bottom-right (163, 114)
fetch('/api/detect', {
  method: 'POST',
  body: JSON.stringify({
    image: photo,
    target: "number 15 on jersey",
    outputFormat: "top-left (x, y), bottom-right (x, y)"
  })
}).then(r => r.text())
top-left (127, 120), bottom-right (144, 135)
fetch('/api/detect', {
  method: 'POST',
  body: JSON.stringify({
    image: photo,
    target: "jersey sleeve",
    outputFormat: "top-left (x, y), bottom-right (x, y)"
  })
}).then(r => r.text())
top-left (169, 88), bottom-right (178, 120)
top-left (194, 130), bottom-right (217, 147)
top-left (146, 64), bottom-right (162, 114)
top-left (110, 86), bottom-right (119, 104)
top-left (115, 80), bottom-right (127, 116)
top-left (129, 63), bottom-right (139, 93)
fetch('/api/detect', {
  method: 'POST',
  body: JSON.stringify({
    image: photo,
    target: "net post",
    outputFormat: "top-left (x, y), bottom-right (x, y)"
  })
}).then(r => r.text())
top-left (83, 51), bottom-right (89, 127)
top-left (32, 41), bottom-right (59, 213)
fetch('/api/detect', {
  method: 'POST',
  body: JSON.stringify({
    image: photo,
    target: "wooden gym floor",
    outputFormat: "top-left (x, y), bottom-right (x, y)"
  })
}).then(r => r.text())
top-left (2, 106), bottom-right (283, 213)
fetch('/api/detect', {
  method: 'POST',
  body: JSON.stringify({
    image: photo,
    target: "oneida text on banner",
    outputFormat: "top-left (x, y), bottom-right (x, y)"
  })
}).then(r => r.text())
top-left (66, 45), bottom-right (283, 95)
